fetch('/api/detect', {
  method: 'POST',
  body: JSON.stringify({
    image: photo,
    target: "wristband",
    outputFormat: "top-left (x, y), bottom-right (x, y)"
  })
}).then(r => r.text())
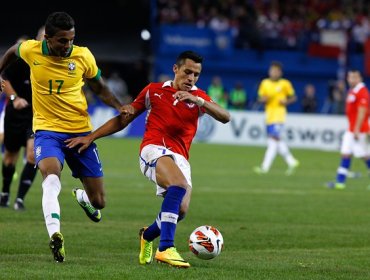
top-left (196, 96), bottom-right (205, 107)
top-left (10, 94), bottom-right (17, 101)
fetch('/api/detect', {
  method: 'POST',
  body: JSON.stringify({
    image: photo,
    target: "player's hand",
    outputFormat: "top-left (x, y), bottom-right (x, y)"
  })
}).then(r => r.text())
top-left (173, 91), bottom-right (197, 104)
top-left (65, 135), bottom-right (93, 153)
top-left (354, 132), bottom-right (360, 141)
top-left (119, 104), bottom-right (134, 119)
top-left (13, 97), bottom-right (29, 109)
top-left (279, 99), bottom-right (287, 105)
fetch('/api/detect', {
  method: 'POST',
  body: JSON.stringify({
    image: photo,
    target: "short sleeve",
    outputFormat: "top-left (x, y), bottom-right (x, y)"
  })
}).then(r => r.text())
top-left (285, 80), bottom-right (295, 97)
top-left (83, 47), bottom-right (100, 80)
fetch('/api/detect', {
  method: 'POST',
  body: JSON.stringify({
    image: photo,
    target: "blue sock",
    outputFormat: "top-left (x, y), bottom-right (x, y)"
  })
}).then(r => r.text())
top-left (336, 157), bottom-right (351, 184)
top-left (143, 212), bottom-right (186, 242)
top-left (158, 186), bottom-right (186, 252)
top-left (365, 159), bottom-right (370, 169)
top-left (143, 213), bottom-right (161, 242)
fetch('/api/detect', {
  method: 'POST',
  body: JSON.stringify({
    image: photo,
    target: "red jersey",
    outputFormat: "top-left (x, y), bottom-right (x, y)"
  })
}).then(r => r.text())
top-left (345, 82), bottom-right (370, 133)
top-left (131, 81), bottom-right (212, 159)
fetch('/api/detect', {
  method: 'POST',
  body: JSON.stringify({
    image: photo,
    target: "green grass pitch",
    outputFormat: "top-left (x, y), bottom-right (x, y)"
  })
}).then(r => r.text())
top-left (1, 138), bottom-right (370, 279)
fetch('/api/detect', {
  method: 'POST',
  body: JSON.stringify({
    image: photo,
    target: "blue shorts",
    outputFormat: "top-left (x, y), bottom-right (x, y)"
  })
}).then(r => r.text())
top-left (266, 124), bottom-right (284, 139)
top-left (34, 130), bottom-right (103, 178)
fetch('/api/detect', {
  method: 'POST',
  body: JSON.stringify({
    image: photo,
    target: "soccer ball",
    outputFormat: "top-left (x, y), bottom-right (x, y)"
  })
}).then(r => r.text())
top-left (188, 225), bottom-right (224, 260)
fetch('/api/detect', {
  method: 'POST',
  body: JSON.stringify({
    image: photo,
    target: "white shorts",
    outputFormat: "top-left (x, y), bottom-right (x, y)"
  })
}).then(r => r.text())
top-left (139, 144), bottom-right (192, 196)
top-left (340, 131), bottom-right (368, 158)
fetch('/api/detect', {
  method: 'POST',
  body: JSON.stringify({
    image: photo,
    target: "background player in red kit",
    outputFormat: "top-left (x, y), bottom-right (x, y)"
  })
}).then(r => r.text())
top-left (327, 69), bottom-right (370, 189)
top-left (65, 50), bottom-right (230, 268)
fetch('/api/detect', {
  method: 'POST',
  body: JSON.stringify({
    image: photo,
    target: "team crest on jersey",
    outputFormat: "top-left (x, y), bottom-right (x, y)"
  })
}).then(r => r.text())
top-left (186, 103), bottom-right (196, 108)
top-left (67, 60), bottom-right (77, 75)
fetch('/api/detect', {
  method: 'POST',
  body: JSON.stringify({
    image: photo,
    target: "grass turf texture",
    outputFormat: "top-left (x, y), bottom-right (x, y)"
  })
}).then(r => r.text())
top-left (1, 138), bottom-right (370, 279)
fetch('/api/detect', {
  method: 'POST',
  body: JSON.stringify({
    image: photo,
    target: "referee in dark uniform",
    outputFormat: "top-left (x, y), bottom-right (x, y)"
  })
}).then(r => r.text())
top-left (0, 33), bottom-right (43, 210)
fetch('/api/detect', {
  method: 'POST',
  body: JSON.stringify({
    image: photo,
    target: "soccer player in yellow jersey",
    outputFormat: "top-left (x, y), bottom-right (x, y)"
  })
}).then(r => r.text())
top-left (253, 61), bottom-right (299, 175)
top-left (0, 12), bottom-right (123, 262)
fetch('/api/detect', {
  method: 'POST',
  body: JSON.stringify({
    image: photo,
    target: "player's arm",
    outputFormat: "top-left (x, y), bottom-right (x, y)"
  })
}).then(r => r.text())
top-left (0, 43), bottom-right (20, 88)
top-left (282, 95), bottom-right (297, 106)
top-left (354, 105), bottom-right (367, 139)
top-left (202, 101), bottom-right (230, 123)
top-left (173, 91), bottom-right (230, 123)
top-left (2, 79), bottom-right (29, 109)
top-left (280, 81), bottom-right (296, 106)
top-left (257, 84), bottom-right (268, 103)
top-left (65, 104), bottom-right (140, 153)
top-left (86, 77), bottom-right (122, 111)
top-left (0, 43), bottom-right (19, 73)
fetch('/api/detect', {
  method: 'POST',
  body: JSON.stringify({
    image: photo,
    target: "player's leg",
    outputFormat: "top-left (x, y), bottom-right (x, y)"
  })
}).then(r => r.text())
top-left (254, 124), bottom-right (278, 174)
top-left (327, 131), bottom-right (353, 189)
top-left (0, 105), bottom-right (5, 157)
top-left (277, 141), bottom-right (300, 175)
top-left (67, 139), bottom-right (104, 222)
top-left (358, 134), bottom-right (370, 175)
top-left (35, 131), bottom-right (65, 262)
top-left (38, 157), bottom-right (64, 262)
top-left (0, 122), bottom-right (24, 207)
top-left (270, 124), bottom-right (299, 175)
top-left (0, 149), bottom-right (20, 207)
top-left (153, 156), bottom-right (190, 268)
top-left (14, 133), bottom-right (38, 210)
top-left (74, 177), bottom-right (104, 222)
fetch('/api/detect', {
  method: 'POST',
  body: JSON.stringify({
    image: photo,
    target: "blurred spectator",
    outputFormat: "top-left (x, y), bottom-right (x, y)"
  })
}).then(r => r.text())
top-left (155, 0), bottom-right (370, 52)
top-left (301, 83), bottom-right (317, 113)
top-left (158, 73), bottom-right (172, 83)
top-left (229, 81), bottom-right (247, 110)
top-left (331, 79), bottom-right (346, 115)
top-left (350, 15), bottom-right (370, 53)
top-left (207, 76), bottom-right (228, 109)
top-left (322, 79), bottom-right (346, 114)
top-left (106, 71), bottom-right (131, 105)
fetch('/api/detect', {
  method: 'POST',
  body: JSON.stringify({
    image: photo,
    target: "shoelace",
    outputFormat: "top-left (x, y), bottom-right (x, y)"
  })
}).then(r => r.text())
top-left (144, 241), bottom-right (152, 257)
top-left (168, 248), bottom-right (181, 258)
top-left (84, 202), bottom-right (97, 214)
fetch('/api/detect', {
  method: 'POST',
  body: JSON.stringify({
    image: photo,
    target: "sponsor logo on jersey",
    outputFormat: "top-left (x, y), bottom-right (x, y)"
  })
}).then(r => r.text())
top-left (154, 93), bottom-right (163, 99)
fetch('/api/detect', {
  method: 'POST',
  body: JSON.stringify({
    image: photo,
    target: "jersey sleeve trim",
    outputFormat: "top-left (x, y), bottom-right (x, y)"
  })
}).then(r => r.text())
top-left (92, 69), bottom-right (101, 81)
top-left (16, 43), bottom-right (22, 57)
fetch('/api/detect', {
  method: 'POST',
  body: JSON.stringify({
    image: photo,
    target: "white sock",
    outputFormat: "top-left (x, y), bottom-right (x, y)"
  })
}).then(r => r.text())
top-left (262, 138), bottom-right (278, 171)
top-left (278, 141), bottom-right (296, 166)
top-left (75, 189), bottom-right (91, 204)
top-left (42, 174), bottom-right (61, 238)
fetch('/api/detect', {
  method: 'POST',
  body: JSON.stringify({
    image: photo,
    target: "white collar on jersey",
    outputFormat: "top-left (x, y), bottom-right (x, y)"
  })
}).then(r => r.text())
top-left (162, 80), bottom-right (198, 91)
top-left (352, 82), bottom-right (365, 93)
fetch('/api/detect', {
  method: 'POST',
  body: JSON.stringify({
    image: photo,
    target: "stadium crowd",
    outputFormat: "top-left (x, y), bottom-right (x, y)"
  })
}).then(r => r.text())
top-left (156, 0), bottom-right (370, 52)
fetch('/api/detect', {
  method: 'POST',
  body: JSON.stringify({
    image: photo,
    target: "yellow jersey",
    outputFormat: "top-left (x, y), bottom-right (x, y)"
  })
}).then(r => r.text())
top-left (258, 78), bottom-right (295, 124)
top-left (18, 39), bottom-right (101, 133)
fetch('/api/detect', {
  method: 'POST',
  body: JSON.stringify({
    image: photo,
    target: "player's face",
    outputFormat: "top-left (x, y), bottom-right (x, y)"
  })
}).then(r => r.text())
top-left (269, 66), bottom-right (282, 80)
top-left (46, 28), bottom-right (75, 57)
top-left (173, 58), bottom-right (202, 91)
top-left (347, 71), bottom-right (362, 88)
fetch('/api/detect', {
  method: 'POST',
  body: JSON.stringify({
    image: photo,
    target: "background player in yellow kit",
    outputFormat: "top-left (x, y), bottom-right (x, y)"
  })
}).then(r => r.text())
top-left (253, 61), bottom-right (299, 175)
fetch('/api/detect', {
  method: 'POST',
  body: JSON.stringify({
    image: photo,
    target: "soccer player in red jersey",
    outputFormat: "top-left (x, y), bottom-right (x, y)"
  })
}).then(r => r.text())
top-left (327, 69), bottom-right (370, 189)
top-left (65, 50), bottom-right (230, 267)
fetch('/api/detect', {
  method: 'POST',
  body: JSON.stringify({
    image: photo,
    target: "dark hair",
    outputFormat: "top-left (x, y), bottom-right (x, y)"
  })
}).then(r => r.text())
top-left (347, 68), bottom-right (362, 76)
top-left (176, 50), bottom-right (203, 67)
top-left (270, 61), bottom-right (283, 70)
top-left (45, 12), bottom-right (75, 37)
